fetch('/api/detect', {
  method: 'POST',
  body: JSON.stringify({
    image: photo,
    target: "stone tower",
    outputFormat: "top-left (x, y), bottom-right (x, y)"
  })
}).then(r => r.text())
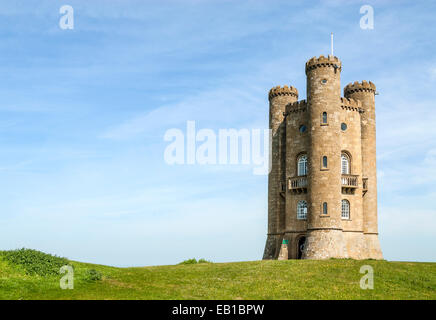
top-left (263, 55), bottom-right (383, 260)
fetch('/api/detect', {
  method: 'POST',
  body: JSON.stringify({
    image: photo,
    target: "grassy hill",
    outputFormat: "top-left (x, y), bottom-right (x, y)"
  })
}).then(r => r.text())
top-left (0, 249), bottom-right (435, 300)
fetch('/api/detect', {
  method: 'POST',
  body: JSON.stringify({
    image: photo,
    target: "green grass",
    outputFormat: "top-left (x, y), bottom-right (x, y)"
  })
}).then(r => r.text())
top-left (0, 250), bottom-right (435, 300)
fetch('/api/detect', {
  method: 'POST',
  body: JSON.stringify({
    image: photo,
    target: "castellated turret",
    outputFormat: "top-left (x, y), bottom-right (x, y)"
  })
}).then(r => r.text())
top-left (263, 55), bottom-right (383, 260)
top-left (263, 85), bottom-right (298, 259)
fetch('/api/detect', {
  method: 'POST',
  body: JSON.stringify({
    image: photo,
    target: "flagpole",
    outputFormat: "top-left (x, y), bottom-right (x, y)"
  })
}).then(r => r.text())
top-left (331, 32), bottom-right (334, 56)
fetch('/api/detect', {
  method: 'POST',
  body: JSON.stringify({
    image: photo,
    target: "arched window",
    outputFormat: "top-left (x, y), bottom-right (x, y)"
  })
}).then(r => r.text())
top-left (341, 199), bottom-right (350, 219)
top-left (297, 200), bottom-right (307, 220)
top-left (322, 156), bottom-right (328, 168)
top-left (322, 202), bottom-right (328, 215)
top-left (322, 112), bottom-right (328, 124)
top-left (341, 154), bottom-right (350, 174)
top-left (297, 155), bottom-right (308, 176)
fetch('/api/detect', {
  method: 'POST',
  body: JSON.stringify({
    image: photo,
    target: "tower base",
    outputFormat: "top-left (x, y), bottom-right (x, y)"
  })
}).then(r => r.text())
top-left (262, 234), bottom-right (282, 260)
top-left (343, 232), bottom-right (368, 260)
top-left (364, 233), bottom-right (383, 259)
top-left (303, 229), bottom-right (348, 259)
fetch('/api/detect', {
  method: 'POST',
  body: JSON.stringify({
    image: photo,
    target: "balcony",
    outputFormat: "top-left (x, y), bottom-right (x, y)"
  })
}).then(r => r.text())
top-left (342, 174), bottom-right (358, 194)
top-left (289, 176), bottom-right (307, 194)
top-left (288, 175), bottom-right (360, 194)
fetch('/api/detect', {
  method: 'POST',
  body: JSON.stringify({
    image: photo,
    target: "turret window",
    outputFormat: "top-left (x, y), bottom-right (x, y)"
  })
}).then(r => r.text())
top-left (297, 155), bottom-right (308, 176)
top-left (322, 202), bottom-right (328, 215)
top-left (341, 123), bottom-right (347, 131)
top-left (322, 156), bottom-right (328, 168)
top-left (322, 112), bottom-right (328, 124)
top-left (297, 200), bottom-right (308, 220)
top-left (341, 199), bottom-right (350, 219)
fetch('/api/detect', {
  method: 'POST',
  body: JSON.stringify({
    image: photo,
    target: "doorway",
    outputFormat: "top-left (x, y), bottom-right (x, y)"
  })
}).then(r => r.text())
top-left (297, 236), bottom-right (306, 259)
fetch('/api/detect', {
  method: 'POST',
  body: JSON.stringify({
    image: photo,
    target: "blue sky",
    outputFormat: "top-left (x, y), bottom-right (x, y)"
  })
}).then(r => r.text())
top-left (0, 0), bottom-right (435, 266)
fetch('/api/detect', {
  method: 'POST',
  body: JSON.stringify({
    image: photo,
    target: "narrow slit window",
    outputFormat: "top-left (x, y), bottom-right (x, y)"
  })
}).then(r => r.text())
top-left (322, 156), bottom-right (328, 168)
top-left (322, 112), bottom-right (328, 124)
top-left (322, 202), bottom-right (328, 215)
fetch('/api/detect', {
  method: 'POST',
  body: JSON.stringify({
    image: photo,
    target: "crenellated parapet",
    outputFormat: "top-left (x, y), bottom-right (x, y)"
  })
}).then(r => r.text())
top-left (268, 85), bottom-right (298, 101)
top-left (285, 100), bottom-right (307, 115)
top-left (340, 97), bottom-right (363, 113)
top-left (305, 55), bottom-right (341, 75)
top-left (344, 80), bottom-right (376, 96)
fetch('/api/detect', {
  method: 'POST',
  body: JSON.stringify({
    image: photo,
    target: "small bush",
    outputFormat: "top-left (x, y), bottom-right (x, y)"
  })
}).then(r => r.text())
top-left (178, 258), bottom-right (212, 265)
top-left (198, 259), bottom-right (212, 264)
top-left (84, 269), bottom-right (102, 281)
top-left (179, 258), bottom-right (198, 265)
top-left (0, 248), bottom-right (70, 276)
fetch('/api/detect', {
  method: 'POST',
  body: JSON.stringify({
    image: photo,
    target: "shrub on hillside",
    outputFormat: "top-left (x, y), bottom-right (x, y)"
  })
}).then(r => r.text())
top-left (0, 248), bottom-right (70, 276)
top-left (84, 269), bottom-right (103, 281)
top-left (198, 259), bottom-right (212, 264)
top-left (179, 258), bottom-right (198, 265)
top-left (178, 258), bottom-right (212, 265)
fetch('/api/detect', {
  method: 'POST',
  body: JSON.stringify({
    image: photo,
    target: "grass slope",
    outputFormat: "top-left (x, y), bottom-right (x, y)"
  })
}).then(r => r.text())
top-left (0, 252), bottom-right (435, 300)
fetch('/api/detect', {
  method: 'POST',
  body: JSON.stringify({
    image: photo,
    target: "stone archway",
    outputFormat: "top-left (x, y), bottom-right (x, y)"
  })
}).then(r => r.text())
top-left (297, 236), bottom-right (306, 259)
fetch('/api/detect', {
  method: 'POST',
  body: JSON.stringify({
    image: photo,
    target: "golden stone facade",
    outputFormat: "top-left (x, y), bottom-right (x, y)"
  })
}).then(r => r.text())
top-left (263, 55), bottom-right (383, 260)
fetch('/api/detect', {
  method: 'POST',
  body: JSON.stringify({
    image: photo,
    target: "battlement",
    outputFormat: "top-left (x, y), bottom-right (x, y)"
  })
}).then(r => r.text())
top-left (285, 99), bottom-right (307, 114)
top-left (344, 81), bottom-right (376, 96)
top-left (340, 97), bottom-right (363, 113)
top-left (305, 55), bottom-right (342, 74)
top-left (268, 85), bottom-right (298, 101)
